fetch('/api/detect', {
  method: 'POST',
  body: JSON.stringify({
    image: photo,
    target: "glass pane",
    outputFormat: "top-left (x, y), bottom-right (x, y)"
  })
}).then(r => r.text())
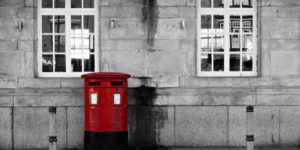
top-left (71, 58), bottom-right (82, 72)
top-left (242, 0), bottom-right (252, 8)
top-left (201, 34), bottom-right (212, 51)
top-left (214, 54), bottom-right (224, 71)
top-left (230, 54), bottom-right (240, 71)
top-left (84, 16), bottom-right (94, 33)
top-left (71, 0), bottom-right (82, 8)
top-left (201, 53), bottom-right (212, 71)
top-left (42, 55), bottom-right (53, 72)
top-left (71, 16), bottom-right (82, 33)
top-left (42, 0), bottom-right (53, 8)
top-left (82, 35), bottom-right (94, 52)
top-left (230, 34), bottom-right (240, 52)
top-left (213, 0), bottom-right (224, 8)
top-left (54, 0), bottom-right (65, 8)
top-left (71, 34), bottom-right (82, 49)
top-left (84, 55), bottom-right (95, 72)
top-left (213, 15), bottom-right (224, 32)
top-left (230, 0), bottom-right (240, 8)
top-left (243, 15), bottom-right (253, 33)
top-left (55, 55), bottom-right (66, 72)
top-left (55, 16), bottom-right (65, 33)
top-left (84, 0), bottom-right (94, 8)
top-left (230, 16), bottom-right (240, 33)
top-left (42, 16), bottom-right (53, 33)
top-left (89, 35), bottom-right (94, 52)
top-left (42, 35), bottom-right (53, 52)
top-left (213, 34), bottom-right (224, 52)
top-left (201, 15), bottom-right (212, 29)
top-left (55, 35), bottom-right (65, 52)
top-left (242, 54), bottom-right (253, 71)
top-left (201, 0), bottom-right (211, 7)
top-left (242, 34), bottom-right (253, 52)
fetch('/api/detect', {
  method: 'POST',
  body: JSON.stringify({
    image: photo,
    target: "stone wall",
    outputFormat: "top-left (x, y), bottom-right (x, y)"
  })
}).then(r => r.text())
top-left (0, 0), bottom-right (299, 149)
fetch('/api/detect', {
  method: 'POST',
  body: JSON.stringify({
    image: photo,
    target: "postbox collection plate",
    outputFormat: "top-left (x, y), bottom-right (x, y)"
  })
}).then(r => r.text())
top-left (114, 93), bottom-right (121, 104)
top-left (91, 93), bottom-right (97, 104)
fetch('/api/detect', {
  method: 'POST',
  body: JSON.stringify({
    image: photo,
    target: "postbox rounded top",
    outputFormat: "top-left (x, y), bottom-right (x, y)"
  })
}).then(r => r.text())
top-left (81, 72), bottom-right (131, 79)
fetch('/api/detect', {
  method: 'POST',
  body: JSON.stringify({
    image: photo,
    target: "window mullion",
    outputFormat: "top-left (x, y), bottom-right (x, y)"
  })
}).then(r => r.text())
top-left (196, 0), bottom-right (201, 76)
top-left (52, 15), bottom-right (55, 72)
top-left (66, 14), bottom-right (71, 74)
top-left (224, 0), bottom-right (230, 73)
top-left (253, 0), bottom-right (258, 75)
top-left (65, 0), bottom-right (71, 74)
top-left (81, 15), bottom-right (84, 72)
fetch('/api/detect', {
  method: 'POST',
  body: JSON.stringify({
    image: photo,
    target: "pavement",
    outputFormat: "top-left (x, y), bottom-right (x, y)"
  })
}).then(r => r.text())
top-left (129, 146), bottom-right (300, 150)
top-left (13, 146), bottom-right (299, 150)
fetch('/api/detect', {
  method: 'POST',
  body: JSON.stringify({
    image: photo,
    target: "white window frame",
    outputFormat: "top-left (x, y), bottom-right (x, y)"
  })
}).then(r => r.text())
top-left (37, 0), bottom-right (99, 77)
top-left (196, 0), bottom-right (257, 77)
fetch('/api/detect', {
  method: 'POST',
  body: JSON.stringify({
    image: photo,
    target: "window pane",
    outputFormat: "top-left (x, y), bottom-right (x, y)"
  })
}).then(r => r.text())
top-left (42, 0), bottom-right (53, 8)
top-left (84, 16), bottom-right (94, 33)
top-left (82, 35), bottom-right (94, 52)
top-left (71, 0), bottom-right (82, 8)
top-left (42, 55), bottom-right (53, 72)
top-left (213, 0), bottom-right (224, 8)
top-left (230, 0), bottom-right (240, 8)
top-left (242, 54), bottom-right (253, 71)
top-left (230, 16), bottom-right (240, 33)
top-left (242, 34), bottom-right (253, 52)
top-left (84, 55), bottom-right (95, 72)
top-left (213, 15), bottom-right (224, 32)
top-left (71, 58), bottom-right (82, 72)
top-left (243, 15), bottom-right (253, 33)
top-left (201, 0), bottom-right (211, 7)
top-left (201, 15), bottom-right (212, 29)
top-left (42, 16), bottom-right (53, 33)
top-left (230, 34), bottom-right (240, 52)
top-left (55, 55), bottom-right (66, 72)
top-left (42, 35), bottom-right (53, 52)
top-left (55, 16), bottom-right (65, 33)
top-left (201, 34), bottom-right (212, 51)
top-left (84, 0), bottom-right (94, 8)
top-left (71, 35), bottom-right (82, 49)
top-left (214, 54), bottom-right (224, 71)
top-left (213, 34), bottom-right (224, 52)
top-left (242, 0), bottom-right (252, 8)
top-left (71, 16), bottom-right (82, 33)
top-left (55, 35), bottom-right (65, 52)
top-left (201, 53), bottom-right (212, 71)
top-left (89, 35), bottom-right (94, 52)
top-left (54, 0), bottom-right (65, 8)
top-left (230, 54), bottom-right (240, 71)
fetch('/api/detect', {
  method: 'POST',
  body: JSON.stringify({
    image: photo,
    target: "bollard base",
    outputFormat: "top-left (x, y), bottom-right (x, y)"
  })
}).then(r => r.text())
top-left (84, 131), bottom-right (128, 150)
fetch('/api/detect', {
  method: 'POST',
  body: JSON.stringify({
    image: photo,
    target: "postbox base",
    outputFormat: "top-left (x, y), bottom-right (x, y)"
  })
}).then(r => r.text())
top-left (84, 131), bottom-right (128, 150)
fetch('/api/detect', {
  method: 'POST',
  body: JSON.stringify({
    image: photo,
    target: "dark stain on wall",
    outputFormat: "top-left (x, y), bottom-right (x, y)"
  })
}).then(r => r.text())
top-left (142, 0), bottom-right (159, 46)
top-left (127, 77), bottom-right (169, 148)
top-left (128, 106), bottom-right (169, 149)
top-left (129, 87), bottom-right (157, 106)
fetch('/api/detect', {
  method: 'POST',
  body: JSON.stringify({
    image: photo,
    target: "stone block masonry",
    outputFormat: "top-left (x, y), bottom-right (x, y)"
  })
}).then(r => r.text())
top-left (0, 0), bottom-right (299, 149)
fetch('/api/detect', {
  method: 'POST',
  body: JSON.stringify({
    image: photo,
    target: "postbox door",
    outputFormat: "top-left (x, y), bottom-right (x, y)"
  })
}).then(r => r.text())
top-left (111, 88), bottom-right (127, 131)
top-left (85, 88), bottom-right (101, 131)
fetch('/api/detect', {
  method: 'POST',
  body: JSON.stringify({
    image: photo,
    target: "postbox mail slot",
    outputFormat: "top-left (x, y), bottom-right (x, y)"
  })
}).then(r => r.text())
top-left (110, 82), bottom-right (123, 86)
top-left (89, 82), bottom-right (101, 86)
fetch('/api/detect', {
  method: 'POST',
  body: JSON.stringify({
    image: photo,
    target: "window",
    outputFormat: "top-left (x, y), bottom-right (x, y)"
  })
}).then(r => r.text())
top-left (38, 0), bottom-right (98, 77)
top-left (197, 0), bottom-right (257, 76)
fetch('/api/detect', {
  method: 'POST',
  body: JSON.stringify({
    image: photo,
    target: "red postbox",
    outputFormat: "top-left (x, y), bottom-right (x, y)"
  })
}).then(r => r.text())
top-left (81, 72), bottom-right (131, 150)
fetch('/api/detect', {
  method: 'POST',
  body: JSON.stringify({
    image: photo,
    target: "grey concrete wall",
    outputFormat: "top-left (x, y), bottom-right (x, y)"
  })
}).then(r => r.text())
top-left (0, 0), bottom-right (299, 149)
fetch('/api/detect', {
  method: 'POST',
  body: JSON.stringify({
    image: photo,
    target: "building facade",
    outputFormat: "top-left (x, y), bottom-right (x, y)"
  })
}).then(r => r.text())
top-left (0, 0), bottom-right (299, 149)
